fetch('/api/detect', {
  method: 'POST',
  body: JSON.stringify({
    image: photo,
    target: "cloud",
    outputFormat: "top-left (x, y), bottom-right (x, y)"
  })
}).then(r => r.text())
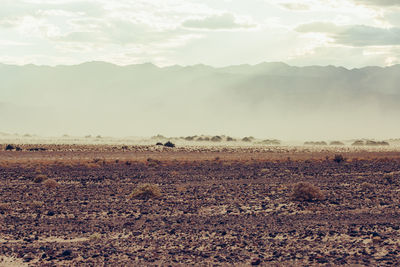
top-left (279, 3), bottom-right (310, 11)
top-left (296, 22), bottom-right (400, 46)
top-left (352, 0), bottom-right (400, 7)
top-left (182, 13), bottom-right (255, 30)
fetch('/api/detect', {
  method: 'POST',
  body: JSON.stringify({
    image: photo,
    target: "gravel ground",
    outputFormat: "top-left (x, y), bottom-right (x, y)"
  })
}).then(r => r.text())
top-left (1, 146), bottom-right (400, 266)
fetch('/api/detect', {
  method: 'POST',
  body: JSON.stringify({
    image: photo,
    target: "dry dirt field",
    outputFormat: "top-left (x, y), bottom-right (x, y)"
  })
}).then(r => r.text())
top-left (1, 144), bottom-right (400, 266)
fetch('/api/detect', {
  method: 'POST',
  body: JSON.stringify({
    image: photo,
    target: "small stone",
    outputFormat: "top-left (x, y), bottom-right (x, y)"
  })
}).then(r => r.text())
top-left (23, 253), bottom-right (34, 262)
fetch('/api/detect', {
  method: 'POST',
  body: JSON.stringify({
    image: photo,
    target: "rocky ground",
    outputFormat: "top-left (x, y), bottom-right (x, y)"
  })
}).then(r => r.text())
top-left (0, 145), bottom-right (400, 266)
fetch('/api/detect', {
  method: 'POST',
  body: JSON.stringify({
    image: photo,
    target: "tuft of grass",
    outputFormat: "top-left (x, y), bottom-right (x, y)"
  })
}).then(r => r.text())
top-left (43, 178), bottom-right (59, 188)
top-left (290, 182), bottom-right (324, 202)
top-left (129, 184), bottom-right (162, 200)
top-left (33, 174), bottom-right (47, 183)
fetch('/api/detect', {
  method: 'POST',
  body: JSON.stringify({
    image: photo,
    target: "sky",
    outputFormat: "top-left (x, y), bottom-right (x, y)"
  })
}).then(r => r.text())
top-left (1, 0), bottom-right (400, 68)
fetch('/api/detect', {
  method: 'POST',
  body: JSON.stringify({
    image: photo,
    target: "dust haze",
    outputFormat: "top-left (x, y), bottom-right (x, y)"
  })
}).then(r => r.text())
top-left (1, 62), bottom-right (399, 141)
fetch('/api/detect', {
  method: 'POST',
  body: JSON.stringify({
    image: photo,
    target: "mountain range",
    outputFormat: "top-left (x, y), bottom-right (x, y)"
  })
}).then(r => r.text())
top-left (1, 61), bottom-right (399, 139)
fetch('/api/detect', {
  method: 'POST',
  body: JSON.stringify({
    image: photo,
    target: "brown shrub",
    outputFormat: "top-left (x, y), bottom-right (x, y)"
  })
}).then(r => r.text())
top-left (33, 174), bottom-right (47, 183)
top-left (333, 154), bottom-right (345, 163)
top-left (129, 184), bottom-right (162, 200)
top-left (31, 201), bottom-right (44, 209)
top-left (360, 182), bottom-right (374, 191)
top-left (383, 173), bottom-right (395, 184)
top-left (290, 182), bottom-right (324, 202)
top-left (43, 178), bottom-right (59, 188)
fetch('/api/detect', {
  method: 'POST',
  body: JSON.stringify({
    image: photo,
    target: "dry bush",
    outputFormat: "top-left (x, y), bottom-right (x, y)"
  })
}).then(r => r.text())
top-left (33, 174), bottom-right (47, 183)
top-left (290, 182), bottom-right (324, 202)
top-left (43, 178), bottom-right (59, 188)
top-left (383, 173), bottom-right (395, 184)
top-left (147, 158), bottom-right (161, 167)
top-left (333, 154), bottom-right (345, 163)
top-left (31, 201), bottom-right (44, 209)
top-left (164, 141), bottom-right (175, 148)
top-left (129, 184), bottom-right (162, 200)
top-left (360, 182), bottom-right (374, 191)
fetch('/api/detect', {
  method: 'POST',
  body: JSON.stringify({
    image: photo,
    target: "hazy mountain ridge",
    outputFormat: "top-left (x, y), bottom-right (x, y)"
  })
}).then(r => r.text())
top-left (1, 61), bottom-right (400, 139)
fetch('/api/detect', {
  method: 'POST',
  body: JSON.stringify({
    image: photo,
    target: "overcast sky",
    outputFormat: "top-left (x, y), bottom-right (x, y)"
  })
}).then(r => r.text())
top-left (1, 0), bottom-right (400, 68)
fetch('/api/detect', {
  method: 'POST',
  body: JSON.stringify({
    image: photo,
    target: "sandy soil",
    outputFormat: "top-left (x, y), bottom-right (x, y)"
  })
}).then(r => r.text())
top-left (1, 145), bottom-right (400, 266)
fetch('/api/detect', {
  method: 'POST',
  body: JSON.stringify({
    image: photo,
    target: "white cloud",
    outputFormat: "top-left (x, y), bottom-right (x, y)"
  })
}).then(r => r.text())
top-left (296, 22), bottom-right (400, 46)
top-left (0, 0), bottom-right (400, 67)
top-left (182, 13), bottom-right (256, 30)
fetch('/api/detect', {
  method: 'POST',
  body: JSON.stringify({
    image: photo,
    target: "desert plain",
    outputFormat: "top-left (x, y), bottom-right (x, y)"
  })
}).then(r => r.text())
top-left (1, 143), bottom-right (400, 266)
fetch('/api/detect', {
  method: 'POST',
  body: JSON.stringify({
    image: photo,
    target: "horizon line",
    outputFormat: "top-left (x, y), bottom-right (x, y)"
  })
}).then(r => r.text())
top-left (1, 60), bottom-right (400, 71)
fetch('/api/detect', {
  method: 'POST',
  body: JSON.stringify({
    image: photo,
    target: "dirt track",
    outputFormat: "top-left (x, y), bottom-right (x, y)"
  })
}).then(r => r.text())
top-left (1, 145), bottom-right (400, 266)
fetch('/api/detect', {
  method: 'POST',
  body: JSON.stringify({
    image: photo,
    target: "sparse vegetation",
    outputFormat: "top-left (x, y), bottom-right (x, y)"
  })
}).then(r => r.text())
top-left (242, 137), bottom-right (253, 142)
top-left (259, 139), bottom-right (281, 145)
top-left (330, 141), bottom-right (345, 146)
top-left (366, 140), bottom-right (390, 146)
top-left (352, 140), bottom-right (364, 146)
top-left (129, 184), bottom-right (162, 200)
top-left (5, 144), bottom-right (15, 151)
top-left (43, 178), bottom-right (59, 188)
top-left (383, 173), bottom-right (395, 184)
top-left (147, 158), bottom-right (161, 167)
top-left (33, 174), bottom-right (47, 183)
top-left (333, 154), bottom-right (345, 163)
top-left (290, 182), bottom-right (324, 202)
top-left (360, 182), bottom-right (374, 191)
top-left (164, 141), bottom-right (175, 148)
top-left (211, 136), bottom-right (222, 142)
top-left (304, 141), bottom-right (327, 146)
top-left (31, 201), bottom-right (44, 209)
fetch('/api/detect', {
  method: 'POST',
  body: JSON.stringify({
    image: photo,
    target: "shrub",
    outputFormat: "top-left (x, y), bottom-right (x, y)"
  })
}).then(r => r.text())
top-left (43, 178), bottom-right (59, 188)
top-left (290, 182), bottom-right (324, 202)
top-left (33, 174), bottom-right (47, 183)
top-left (330, 141), bottom-right (344, 146)
top-left (333, 154), bottom-right (345, 163)
top-left (164, 141), bottom-right (175, 148)
top-left (129, 184), bottom-right (162, 200)
top-left (383, 173), bottom-right (395, 184)
top-left (352, 140), bottom-right (364, 146)
top-left (211, 136), bottom-right (222, 142)
top-left (147, 158), bottom-right (161, 167)
top-left (31, 201), bottom-right (44, 209)
top-left (360, 182), bottom-right (374, 191)
top-left (5, 144), bottom-right (15, 151)
top-left (260, 139), bottom-right (281, 145)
